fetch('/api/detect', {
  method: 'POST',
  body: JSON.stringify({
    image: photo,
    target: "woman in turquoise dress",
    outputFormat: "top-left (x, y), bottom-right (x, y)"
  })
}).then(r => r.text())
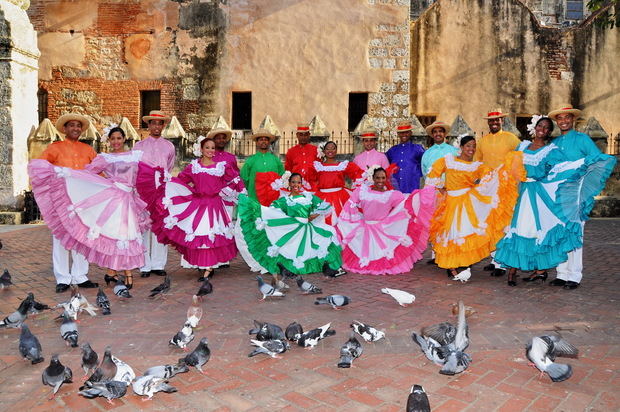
top-left (494, 116), bottom-right (616, 286)
top-left (235, 173), bottom-right (343, 283)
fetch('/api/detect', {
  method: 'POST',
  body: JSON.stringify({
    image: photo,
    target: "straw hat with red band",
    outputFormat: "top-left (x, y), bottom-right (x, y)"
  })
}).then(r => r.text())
top-left (251, 128), bottom-right (278, 143)
top-left (142, 110), bottom-right (171, 123)
top-left (483, 109), bottom-right (508, 119)
top-left (547, 104), bottom-right (582, 120)
top-left (425, 120), bottom-right (451, 136)
top-left (206, 127), bottom-right (233, 142)
top-left (396, 121), bottom-right (413, 133)
top-left (359, 129), bottom-right (379, 140)
top-left (296, 124), bottom-right (311, 134)
top-left (55, 113), bottom-right (91, 131)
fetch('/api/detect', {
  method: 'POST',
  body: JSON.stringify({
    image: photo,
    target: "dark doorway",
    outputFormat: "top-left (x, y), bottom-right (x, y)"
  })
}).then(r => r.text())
top-left (140, 90), bottom-right (161, 128)
top-left (232, 92), bottom-right (252, 130)
top-left (38, 88), bottom-right (48, 124)
top-left (417, 115), bottom-right (437, 129)
top-left (348, 92), bottom-right (368, 131)
top-left (516, 115), bottom-right (532, 140)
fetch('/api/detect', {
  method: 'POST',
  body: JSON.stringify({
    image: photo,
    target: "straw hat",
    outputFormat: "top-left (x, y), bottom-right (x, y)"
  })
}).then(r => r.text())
top-left (206, 127), bottom-right (233, 142)
top-left (296, 124), bottom-right (311, 134)
top-left (483, 109), bottom-right (508, 119)
top-left (359, 129), bottom-right (379, 140)
top-left (425, 121), bottom-right (451, 136)
top-left (250, 128), bottom-right (278, 143)
top-left (142, 110), bottom-right (171, 123)
top-left (395, 121), bottom-right (413, 133)
top-left (548, 104), bottom-right (582, 120)
top-left (55, 113), bottom-right (91, 131)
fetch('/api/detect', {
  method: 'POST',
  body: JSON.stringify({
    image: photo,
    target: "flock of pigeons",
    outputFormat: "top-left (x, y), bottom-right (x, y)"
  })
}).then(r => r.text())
top-left (0, 263), bottom-right (580, 410)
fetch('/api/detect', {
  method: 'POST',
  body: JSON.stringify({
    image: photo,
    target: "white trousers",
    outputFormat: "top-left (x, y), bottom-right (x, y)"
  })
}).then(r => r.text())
top-left (140, 230), bottom-right (168, 272)
top-left (556, 223), bottom-right (584, 283)
top-left (52, 236), bottom-right (89, 285)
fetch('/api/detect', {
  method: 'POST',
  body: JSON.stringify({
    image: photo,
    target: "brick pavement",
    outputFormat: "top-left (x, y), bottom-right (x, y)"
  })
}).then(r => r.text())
top-left (0, 219), bottom-right (618, 411)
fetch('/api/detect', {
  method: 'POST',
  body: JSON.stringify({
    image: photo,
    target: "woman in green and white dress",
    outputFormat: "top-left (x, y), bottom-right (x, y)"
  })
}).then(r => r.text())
top-left (235, 173), bottom-right (343, 278)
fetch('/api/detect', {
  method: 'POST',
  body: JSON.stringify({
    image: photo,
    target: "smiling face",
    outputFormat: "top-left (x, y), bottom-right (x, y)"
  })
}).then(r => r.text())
top-left (63, 120), bottom-right (83, 141)
top-left (487, 117), bottom-right (502, 134)
top-left (555, 113), bottom-right (574, 133)
top-left (460, 139), bottom-right (476, 159)
top-left (256, 136), bottom-right (271, 152)
top-left (148, 119), bottom-right (165, 137)
top-left (397, 130), bottom-right (412, 143)
top-left (108, 131), bottom-right (126, 152)
top-left (431, 127), bottom-right (447, 145)
top-left (534, 118), bottom-right (553, 141)
top-left (213, 133), bottom-right (228, 150)
top-left (362, 138), bottom-right (377, 151)
top-left (372, 169), bottom-right (387, 190)
top-left (289, 174), bottom-right (303, 195)
top-left (324, 142), bottom-right (337, 160)
top-left (201, 139), bottom-right (215, 159)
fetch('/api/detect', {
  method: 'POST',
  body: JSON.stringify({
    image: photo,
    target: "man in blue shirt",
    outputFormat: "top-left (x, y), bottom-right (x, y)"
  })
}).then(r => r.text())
top-left (386, 121), bottom-right (425, 193)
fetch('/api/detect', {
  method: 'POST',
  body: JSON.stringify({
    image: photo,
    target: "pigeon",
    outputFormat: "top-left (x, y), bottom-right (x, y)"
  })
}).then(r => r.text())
top-left (56, 285), bottom-right (81, 320)
top-left (19, 323), bottom-right (44, 364)
top-left (187, 295), bottom-right (203, 328)
top-left (59, 311), bottom-right (79, 347)
top-left (248, 320), bottom-right (286, 341)
top-left (0, 296), bottom-right (32, 328)
top-left (276, 262), bottom-right (296, 279)
top-left (196, 278), bottom-right (213, 299)
top-left (314, 295), bottom-right (350, 309)
top-left (421, 322), bottom-right (457, 347)
top-left (96, 287), bottom-right (111, 315)
top-left (132, 375), bottom-right (177, 400)
top-left (285, 322), bottom-right (303, 342)
top-left (78, 380), bottom-right (127, 404)
top-left (381, 287), bottom-right (415, 307)
top-left (322, 262), bottom-right (347, 278)
top-left (274, 278), bottom-right (290, 291)
top-left (78, 293), bottom-right (98, 317)
top-left (406, 385), bottom-right (431, 412)
top-left (179, 337), bottom-right (210, 374)
top-left (337, 335), bottom-right (363, 368)
top-left (350, 320), bottom-right (385, 342)
top-left (81, 346), bottom-right (117, 389)
top-left (80, 343), bottom-right (98, 377)
top-left (42, 354), bottom-right (73, 399)
top-left (452, 267), bottom-right (471, 282)
top-left (256, 275), bottom-right (284, 299)
top-left (297, 322), bottom-right (336, 349)
top-left (149, 275), bottom-right (171, 298)
top-left (28, 293), bottom-right (51, 314)
top-left (113, 276), bottom-right (132, 298)
top-left (0, 269), bottom-right (13, 289)
top-left (248, 339), bottom-right (290, 358)
top-left (526, 335), bottom-right (578, 382)
top-left (144, 362), bottom-right (189, 379)
top-left (169, 321), bottom-right (195, 350)
top-left (296, 276), bottom-right (322, 294)
top-left (411, 333), bottom-right (446, 366)
top-left (111, 355), bottom-right (136, 385)
top-left (439, 350), bottom-right (472, 376)
top-left (451, 302), bottom-right (476, 317)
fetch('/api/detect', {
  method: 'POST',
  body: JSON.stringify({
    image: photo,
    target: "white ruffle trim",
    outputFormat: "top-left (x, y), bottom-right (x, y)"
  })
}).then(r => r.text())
top-left (100, 150), bottom-right (143, 163)
top-left (445, 154), bottom-right (482, 172)
top-left (190, 159), bottom-right (226, 176)
top-left (313, 160), bottom-right (348, 172)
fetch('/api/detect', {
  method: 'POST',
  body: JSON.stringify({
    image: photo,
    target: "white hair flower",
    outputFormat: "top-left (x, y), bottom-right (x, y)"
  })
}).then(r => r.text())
top-left (527, 115), bottom-right (544, 138)
top-left (317, 142), bottom-right (327, 160)
top-left (363, 164), bottom-right (382, 184)
top-left (101, 123), bottom-right (119, 143)
top-left (193, 135), bottom-right (207, 157)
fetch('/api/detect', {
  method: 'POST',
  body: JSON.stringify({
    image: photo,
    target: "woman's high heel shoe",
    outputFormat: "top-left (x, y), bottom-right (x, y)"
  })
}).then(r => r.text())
top-left (104, 274), bottom-right (118, 286)
top-left (197, 268), bottom-right (214, 282)
top-left (507, 271), bottom-right (517, 287)
top-left (522, 271), bottom-right (548, 283)
top-left (125, 274), bottom-right (133, 290)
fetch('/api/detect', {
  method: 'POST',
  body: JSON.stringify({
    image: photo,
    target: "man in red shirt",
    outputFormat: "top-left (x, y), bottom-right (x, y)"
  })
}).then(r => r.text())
top-left (285, 124), bottom-right (318, 185)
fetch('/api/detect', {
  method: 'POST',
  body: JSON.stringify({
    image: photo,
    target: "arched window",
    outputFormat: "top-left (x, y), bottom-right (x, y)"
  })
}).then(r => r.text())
top-left (38, 88), bottom-right (48, 124)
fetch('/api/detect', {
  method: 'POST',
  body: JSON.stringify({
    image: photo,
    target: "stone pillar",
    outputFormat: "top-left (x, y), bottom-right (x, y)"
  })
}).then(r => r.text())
top-left (0, 0), bottom-right (40, 214)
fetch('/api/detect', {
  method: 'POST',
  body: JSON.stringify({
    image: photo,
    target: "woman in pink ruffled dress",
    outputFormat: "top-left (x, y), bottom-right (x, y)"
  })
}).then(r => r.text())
top-left (28, 127), bottom-right (150, 288)
top-left (337, 167), bottom-right (435, 275)
top-left (136, 136), bottom-right (244, 281)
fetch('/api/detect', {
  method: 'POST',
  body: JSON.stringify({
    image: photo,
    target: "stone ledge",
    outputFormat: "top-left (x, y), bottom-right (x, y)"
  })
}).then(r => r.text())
top-left (0, 212), bottom-right (23, 225)
top-left (591, 196), bottom-right (620, 218)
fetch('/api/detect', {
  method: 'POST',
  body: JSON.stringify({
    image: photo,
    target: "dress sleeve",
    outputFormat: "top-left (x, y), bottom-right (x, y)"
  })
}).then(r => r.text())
top-left (176, 164), bottom-right (194, 185)
top-left (84, 154), bottom-right (107, 175)
top-left (579, 135), bottom-right (602, 157)
top-left (380, 153), bottom-right (390, 169)
top-left (270, 196), bottom-right (288, 213)
top-left (345, 161), bottom-right (364, 188)
top-left (220, 163), bottom-right (247, 204)
top-left (240, 157), bottom-right (253, 187)
top-left (284, 148), bottom-right (293, 172)
top-left (473, 138), bottom-right (483, 162)
top-left (425, 157), bottom-right (447, 188)
top-left (415, 144), bottom-right (425, 161)
top-left (311, 194), bottom-right (332, 216)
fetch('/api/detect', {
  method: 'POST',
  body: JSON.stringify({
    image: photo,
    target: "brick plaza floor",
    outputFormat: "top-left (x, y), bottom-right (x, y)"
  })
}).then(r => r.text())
top-left (0, 219), bottom-right (618, 411)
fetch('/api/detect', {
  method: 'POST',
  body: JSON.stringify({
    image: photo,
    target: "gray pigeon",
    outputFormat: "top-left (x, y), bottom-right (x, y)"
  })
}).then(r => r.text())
top-left (196, 278), bottom-right (213, 299)
top-left (526, 335), bottom-right (578, 382)
top-left (297, 322), bottom-right (336, 348)
top-left (149, 275), bottom-right (171, 298)
top-left (249, 320), bottom-right (286, 341)
top-left (56, 285), bottom-right (81, 320)
top-left (111, 355), bottom-right (136, 385)
top-left (81, 346), bottom-right (117, 390)
top-left (180, 337), bottom-right (210, 374)
top-left (406, 385), bottom-right (431, 412)
top-left (78, 380), bottom-right (127, 404)
top-left (96, 287), bottom-right (111, 315)
top-left (337, 335), bottom-right (363, 368)
top-left (27, 292), bottom-right (51, 314)
top-left (421, 322), bottom-right (457, 347)
top-left (256, 276), bottom-right (284, 299)
top-left (132, 375), bottom-right (177, 400)
top-left (0, 269), bottom-right (13, 289)
top-left (0, 297), bottom-right (32, 328)
top-left (80, 343), bottom-right (98, 377)
top-left (59, 311), bottom-right (79, 348)
top-left (285, 322), bottom-right (303, 342)
top-left (169, 321), bottom-right (195, 350)
top-left (411, 333), bottom-right (445, 366)
top-left (19, 323), bottom-right (44, 364)
top-left (439, 350), bottom-right (472, 376)
top-left (144, 362), bottom-right (189, 379)
top-left (351, 320), bottom-right (385, 342)
top-left (113, 276), bottom-right (132, 298)
top-left (42, 354), bottom-right (73, 399)
top-left (248, 339), bottom-right (290, 358)
top-left (314, 295), bottom-right (350, 309)
top-left (296, 276), bottom-right (322, 294)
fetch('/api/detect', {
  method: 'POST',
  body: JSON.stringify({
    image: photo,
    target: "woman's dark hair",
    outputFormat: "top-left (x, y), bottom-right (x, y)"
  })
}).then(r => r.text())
top-left (372, 167), bottom-right (386, 178)
top-left (535, 117), bottom-right (554, 141)
top-left (200, 137), bottom-right (215, 148)
top-left (323, 141), bottom-right (337, 150)
top-left (459, 136), bottom-right (476, 147)
top-left (108, 127), bottom-right (125, 139)
top-left (289, 173), bottom-right (302, 181)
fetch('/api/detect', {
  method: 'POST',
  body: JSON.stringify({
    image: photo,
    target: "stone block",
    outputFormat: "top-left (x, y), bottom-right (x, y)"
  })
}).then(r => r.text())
top-left (384, 34), bottom-right (400, 46)
top-left (381, 106), bottom-right (398, 117)
top-left (369, 47), bottom-right (388, 57)
top-left (391, 70), bottom-right (409, 82)
top-left (391, 47), bottom-right (407, 57)
top-left (560, 71), bottom-right (574, 81)
top-left (369, 93), bottom-right (387, 105)
top-left (183, 84), bottom-right (200, 100)
top-left (380, 83), bottom-right (397, 92)
top-left (369, 38), bottom-right (383, 47)
top-left (382, 58), bottom-right (396, 69)
top-left (374, 117), bottom-right (388, 129)
top-left (368, 57), bottom-right (381, 68)
top-left (393, 94), bottom-right (409, 105)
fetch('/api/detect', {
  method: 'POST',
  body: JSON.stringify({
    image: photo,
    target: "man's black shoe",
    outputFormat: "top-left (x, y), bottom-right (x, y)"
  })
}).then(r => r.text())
top-left (140, 271), bottom-right (151, 278)
top-left (491, 268), bottom-right (506, 277)
top-left (549, 278), bottom-right (566, 286)
top-left (483, 263), bottom-right (495, 271)
top-left (151, 270), bottom-right (167, 277)
top-left (55, 283), bottom-right (70, 293)
top-left (77, 280), bottom-right (99, 289)
top-left (563, 281), bottom-right (579, 290)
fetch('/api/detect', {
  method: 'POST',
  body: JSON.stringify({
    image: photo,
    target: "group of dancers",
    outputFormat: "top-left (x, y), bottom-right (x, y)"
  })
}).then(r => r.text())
top-left (28, 106), bottom-right (615, 293)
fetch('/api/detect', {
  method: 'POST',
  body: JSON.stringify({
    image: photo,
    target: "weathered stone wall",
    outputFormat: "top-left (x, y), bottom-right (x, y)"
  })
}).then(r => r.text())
top-left (410, 0), bottom-right (620, 136)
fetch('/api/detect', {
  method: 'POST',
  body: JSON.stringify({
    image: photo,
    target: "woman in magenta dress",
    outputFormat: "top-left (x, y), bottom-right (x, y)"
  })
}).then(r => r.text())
top-left (337, 167), bottom-right (435, 275)
top-left (136, 137), bottom-right (243, 280)
top-left (28, 127), bottom-right (150, 287)
top-left (307, 141), bottom-right (364, 225)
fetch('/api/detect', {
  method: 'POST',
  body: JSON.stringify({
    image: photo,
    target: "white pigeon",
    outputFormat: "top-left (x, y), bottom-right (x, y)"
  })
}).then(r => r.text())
top-left (186, 295), bottom-right (202, 328)
top-left (132, 375), bottom-right (177, 400)
top-left (452, 268), bottom-right (471, 283)
top-left (78, 294), bottom-right (98, 316)
top-left (111, 355), bottom-right (136, 385)
top-left (350, 320), bottom-right (385, 342)
top-left (57, 286), bottom-right (81, 320)
top-left (381, 287), bottom-right (415, 307)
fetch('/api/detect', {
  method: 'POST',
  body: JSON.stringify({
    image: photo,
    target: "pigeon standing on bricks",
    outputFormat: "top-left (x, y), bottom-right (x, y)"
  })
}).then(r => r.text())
top-left (113, 276), bottom-right (132, 298)
top-left (96, 287), bottom-right (111, 315)
top-left (180, 337), bottom-right (210, 374)
top-left (78, 380), bottom-right (127, 404)
top-left (248, 339), bottom-right (290, 358)
top-left (19, 323), bottom-right (44, 364)
top-left (0, 269), bottom-right (13, 289)
top-left (285, 322), bottom-right (303, 342)
top-left (296, 276), bottom-right (322, 294)
top-left (169, 321), bottom-right (195, 350)
top-left (196, 278), bottom-right (213, 299)
top-left (56, 285), bottom-right (81, 320)
top-left (337, 334), bottom-right (363, 368)
top-left (0, 297), bottom-right (32, 328)
top-left (314, 295), bottom-right (350, 309)
top-left (350, 320), bottom-right (385, 342)
top-left (186, 295), bottom-right (203, 328)
top-left (82, 346), bottom-right (117, 389)
top-left (248, 320), bottom-right (286, 341)
top-left (297, 323), bottom-right (336, 348)
top-left (381, 287), bottom-right (415, 307)
top-left (256, 276), bottom-right (284, 300)
top-left (42, 354), bottom-right (73, 399)
top-left (132, 375), bottom-right (177, 400)
top-left (80, 343), bottom-right (98, 377)
top-left (144, 362), bottom-right (189, 379)
top-left (526, 335), bottom-right (578, 382)
top-left (149, 275), bottom-right (171, 298)
top-left (111, 355), bottom-right (136, 385)
top-left (406, 385), bottom-right (431, 412)
top-left (59, 311), bottom-right (79, 348)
